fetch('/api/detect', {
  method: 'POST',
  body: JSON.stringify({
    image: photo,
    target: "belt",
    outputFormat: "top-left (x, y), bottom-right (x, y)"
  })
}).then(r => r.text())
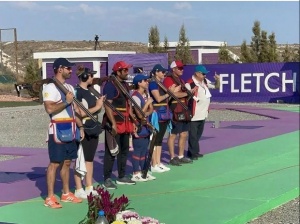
top-left (171, 100), bottom-right (185, 104)
top-left (153, 103), bottom-right (167, 106)
top-left (115, 107), bottom-right (127, 111)
top-left (83, 115), bottom-right (98, 121)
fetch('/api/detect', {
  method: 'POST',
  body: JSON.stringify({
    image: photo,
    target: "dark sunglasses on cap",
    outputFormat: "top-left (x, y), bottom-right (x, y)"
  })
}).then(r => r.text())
top-left (155, 70), bottom-right (166, 74)
top-left (62, 66), bottom-right (72, 70)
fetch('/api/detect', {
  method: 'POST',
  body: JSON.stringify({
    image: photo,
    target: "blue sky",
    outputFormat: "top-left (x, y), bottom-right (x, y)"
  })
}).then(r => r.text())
top-left (0, 1), bottom-right (299, 46)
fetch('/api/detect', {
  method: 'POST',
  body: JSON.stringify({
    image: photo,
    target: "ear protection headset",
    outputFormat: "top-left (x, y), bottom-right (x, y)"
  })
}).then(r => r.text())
top-left (79, 72), bottom-right (89, 82)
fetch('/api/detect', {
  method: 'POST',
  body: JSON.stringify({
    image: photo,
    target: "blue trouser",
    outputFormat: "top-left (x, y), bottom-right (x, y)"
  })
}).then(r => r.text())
top-left (131, 137), bottom-right (149, 172)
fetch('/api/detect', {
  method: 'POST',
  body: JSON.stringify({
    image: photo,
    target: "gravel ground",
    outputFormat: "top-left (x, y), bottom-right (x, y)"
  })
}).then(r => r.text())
top-left (0, 103), bottom-right (299, 223)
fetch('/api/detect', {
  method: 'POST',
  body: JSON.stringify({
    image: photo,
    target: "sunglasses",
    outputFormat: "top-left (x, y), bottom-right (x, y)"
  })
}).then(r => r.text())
top-left (177, 67), bottom-right (184, 71)
top-left (89, 74), bottom-right (94, 78)
top-left (120, 68), bottom-right (129, 72)
top-left (156, 70), bottom-right (166, 74)
top-left (63, 66), bottom-right (72, 70)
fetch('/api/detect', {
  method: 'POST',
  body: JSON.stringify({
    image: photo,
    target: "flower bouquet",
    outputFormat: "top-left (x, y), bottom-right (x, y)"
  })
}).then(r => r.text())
top-left (79, 185), bottom-right (130, 224)
top-left (79, 185), bottom-right (162, 224)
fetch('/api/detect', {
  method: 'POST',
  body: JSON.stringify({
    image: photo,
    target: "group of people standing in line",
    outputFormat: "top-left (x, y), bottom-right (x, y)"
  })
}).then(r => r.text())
top-left (42, 57), bottom-right (219, 209)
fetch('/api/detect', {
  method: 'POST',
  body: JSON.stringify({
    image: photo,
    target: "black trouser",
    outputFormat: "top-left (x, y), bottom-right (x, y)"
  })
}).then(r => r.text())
top-left (187, 120), bottom-right (205, 157)
top-left (103, 133), bottom-right (129, 180)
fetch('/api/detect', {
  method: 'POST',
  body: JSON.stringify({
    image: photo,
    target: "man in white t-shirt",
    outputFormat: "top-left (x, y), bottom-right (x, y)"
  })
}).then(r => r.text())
top-left (185, 65), bottom-right (219, 160)
top-left (42, 57), bottom-right (85, 208)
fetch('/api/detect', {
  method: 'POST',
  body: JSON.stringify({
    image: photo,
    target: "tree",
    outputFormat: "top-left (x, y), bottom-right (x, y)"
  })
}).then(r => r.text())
top-left (218, 42), bottom-right (234, 63)
top-left (292, 47), bottom-right (300, 62)
top-left (250, 20), bottom-right (261, 62)
top-left (174, 24), bottom-right (194, 64)
top-left (24, 58), bottom-right (41, 97)
top-left (240, 40), bottom-right (253, 63)
top-left (162, 35), bottom-right (173, 65)
top-left (148, 25), bottom-right (161, 53)
top-left (268, 32), bottom-right (278, 62)
top-left (258, 30), bottom-right (269, 62)
top-left (282, 44), bottom-right (292, 62)
top-left (162, 35), bottom-right (169, 53)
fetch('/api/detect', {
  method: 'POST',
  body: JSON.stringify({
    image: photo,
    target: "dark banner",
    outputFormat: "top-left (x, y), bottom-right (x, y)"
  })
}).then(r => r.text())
top-left (182, 62), bottom-right (300, 103)
top-left (108, 53), bottom-right (168, 82)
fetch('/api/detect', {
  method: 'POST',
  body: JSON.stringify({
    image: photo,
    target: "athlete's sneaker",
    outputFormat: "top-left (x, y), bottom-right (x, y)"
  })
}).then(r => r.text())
top-left (85, 188), bottom-right (98, 196)
top-left (131, 173), bottom-right (148, 182)
top-left (151, 165), bottom-right (165, 173)
top-left (159, 163), bottom-right (171, 171)
top-left (75, 188), bottom-right (88, 199)
top-left (116, 176), bottom-right (136, 185)
top-left (44, 195), bottom-right (62, 209)
top-left (146, 173), bottom-right (156, 181)
top-left (61, 192), bottom-right (82, 203)
top-left (102, 178), bottom-right (117, 190)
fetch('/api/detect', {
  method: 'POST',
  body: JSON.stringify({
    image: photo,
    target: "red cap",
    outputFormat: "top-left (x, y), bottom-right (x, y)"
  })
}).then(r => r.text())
top-left (170, 60), bottom-right (184, 69)
top-left (112, 61), bottom-right (133, 72)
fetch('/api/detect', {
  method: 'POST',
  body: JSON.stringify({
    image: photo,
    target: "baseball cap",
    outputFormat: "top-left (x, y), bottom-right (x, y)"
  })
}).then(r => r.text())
top-left (78, 67), bottom-right (97, 77)
top-left (112, 61), bottom-right (133, 72)
top-left (53, 58), bottom-right (75, 69)
top-left (133, 74), bottom-right (150, 85)
top-left (151, 64), bottom-right (168, 73)
top-left (170, 60), bottom-right (184, 69)
top-left (195, 65), bottom-right (210, 74)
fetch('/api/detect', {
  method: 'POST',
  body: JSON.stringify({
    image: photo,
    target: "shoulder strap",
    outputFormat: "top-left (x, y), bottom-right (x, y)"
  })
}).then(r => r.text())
top-left (187, 78), bottom-right (196, 89)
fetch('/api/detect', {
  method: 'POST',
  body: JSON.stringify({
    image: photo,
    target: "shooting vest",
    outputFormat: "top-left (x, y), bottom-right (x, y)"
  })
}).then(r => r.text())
top-left (131, 90), bottom-right (150, 138)
top-left (151, 83), bottom-right (172, 122)
top-left (105, 81), bottom-right (134, 134)
top-left (50, 86), bottom-right (80, 143)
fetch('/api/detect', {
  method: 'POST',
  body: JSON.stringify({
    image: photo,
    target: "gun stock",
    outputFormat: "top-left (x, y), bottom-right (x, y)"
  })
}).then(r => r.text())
top-left (88, 85), bottom-right (124, 120)
top-left (152, 77), bottom-right (189, 110)
top-left (53, 78), bottom-right (99, 123)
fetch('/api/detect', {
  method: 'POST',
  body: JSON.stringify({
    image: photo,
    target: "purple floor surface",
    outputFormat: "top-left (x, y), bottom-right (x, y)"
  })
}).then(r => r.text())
top-left (0, 105), bottom-right (299, 206)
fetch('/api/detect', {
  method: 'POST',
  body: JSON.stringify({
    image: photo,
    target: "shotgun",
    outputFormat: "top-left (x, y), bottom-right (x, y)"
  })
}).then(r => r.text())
top-left (109, 75), bottom-right (158, 179)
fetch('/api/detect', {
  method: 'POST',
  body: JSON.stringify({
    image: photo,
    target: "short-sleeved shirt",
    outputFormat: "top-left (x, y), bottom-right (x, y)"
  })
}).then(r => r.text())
top-left (148, 81), bottom-right (160, 104)
top-left (163, 76), bottom-right (181, 89)
top-left (43, 82), bottom-right (75, 134)
top-left (132, 92), bottom-right (148, 107)
top-left (103, 81), bottom-right (118, 100)
top-left (75, 85), bottom-right (97, 111)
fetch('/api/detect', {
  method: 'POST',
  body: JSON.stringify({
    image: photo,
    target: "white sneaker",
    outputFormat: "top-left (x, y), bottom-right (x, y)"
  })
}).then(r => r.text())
top-left (75, 188), bottom-right (88, 199)
top-left (85, 188), bottom-right (98, 196)
top-left (146, 173), bottom-right (156, 181)
top-left (159, 163), bottom-right (171, 171)
top-left (131, 173), bottom-right (148, 182)
top-left (151, 165), bottom-right (165, 173)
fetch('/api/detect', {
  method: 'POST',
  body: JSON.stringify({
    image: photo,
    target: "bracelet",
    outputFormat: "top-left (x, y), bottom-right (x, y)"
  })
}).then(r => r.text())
top-left (78, 126), bottom-right (84, 129)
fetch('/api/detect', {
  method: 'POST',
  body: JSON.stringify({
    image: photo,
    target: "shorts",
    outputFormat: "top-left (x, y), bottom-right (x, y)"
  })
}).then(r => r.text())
top-left (48, 134), bottom-right (78, 163)
top-left (171, 121), bottom-right (189, 135)
top-left (82, 135), bottom-right (99, 162)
